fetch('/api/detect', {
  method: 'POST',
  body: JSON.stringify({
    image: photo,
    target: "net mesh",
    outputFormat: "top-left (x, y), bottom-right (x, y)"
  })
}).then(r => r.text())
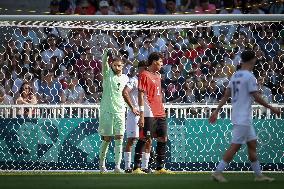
top-left (0, 16), bottom-right (283, 171)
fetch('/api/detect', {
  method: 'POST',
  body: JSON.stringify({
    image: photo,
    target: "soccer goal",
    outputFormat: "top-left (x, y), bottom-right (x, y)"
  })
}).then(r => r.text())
top-left (0, 14), bottom-right (283, 172)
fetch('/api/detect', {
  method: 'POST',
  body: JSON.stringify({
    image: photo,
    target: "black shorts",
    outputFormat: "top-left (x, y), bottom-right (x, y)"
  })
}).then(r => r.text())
top-left (139, 117), bottom-right (168, 139)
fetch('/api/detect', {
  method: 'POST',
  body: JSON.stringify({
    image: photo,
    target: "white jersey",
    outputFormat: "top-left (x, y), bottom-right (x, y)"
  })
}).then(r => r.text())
top-left (228, 70), bottom-right (258, 126)
top-left (126, 76), bottom-right (139, 109)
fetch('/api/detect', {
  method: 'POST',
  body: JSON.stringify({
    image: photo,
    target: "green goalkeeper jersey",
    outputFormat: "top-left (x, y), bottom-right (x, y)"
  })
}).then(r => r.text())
top-left (100, 49), bottom-right (129, 113)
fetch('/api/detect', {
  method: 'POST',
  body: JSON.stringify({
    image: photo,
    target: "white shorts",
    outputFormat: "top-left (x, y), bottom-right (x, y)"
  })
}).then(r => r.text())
top-left (126, 111), bottom-right (139, 138)
top-left (231, 125), bottom-right (257, 144)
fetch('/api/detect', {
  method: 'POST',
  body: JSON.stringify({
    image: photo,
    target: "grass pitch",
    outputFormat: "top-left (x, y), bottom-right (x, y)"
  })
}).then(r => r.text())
top-left (0, 172), bottom-right (283, 189)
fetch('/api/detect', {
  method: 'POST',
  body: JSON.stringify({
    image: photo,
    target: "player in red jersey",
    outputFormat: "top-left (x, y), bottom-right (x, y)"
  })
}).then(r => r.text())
top-left (133, 52), bottom-right (174, 174)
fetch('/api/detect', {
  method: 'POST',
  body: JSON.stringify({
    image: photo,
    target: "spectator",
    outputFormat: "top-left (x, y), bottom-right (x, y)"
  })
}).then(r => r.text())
top-left (212, 63), bottom-right (229, 91)
top-left (163, 65), bottom-right (185, 103)
top-left (68, 31), bottom-right (85, 56)
top-left (0, 86), bottom-right (14, 116)
top-left (61, 73), bottom-right (85, 104)
top-left (137, 0), bottom-right (166, 14)
top-left (7, 55), bottom-right (21, 81)
top-left (258, 28), bottom-right (280, 59)
top-left (180, 0), bottom-right (195, 12)
top-left (49, 0), bottom-right (60, 15)
top-left (75, 48), bottom-right (102, 80)
top-left (163, 41), bottom-right (183, 78)
top-left (74, 0), bottom-right (97, 15)
top-left (30, 56), bottom-right (44, 80)
top-left (213, 0), bottom-right (240, 43)
top-left (11, 68), bottom-right (33, 98)
top-left (58, 0), bottom-right (77, 14)
top-left (180, 77), bottom-right (199, 103)
top-left (41, 34), bottom-right (64, 64)
top-left (37, 70), bottom-right (63, 104)
top-left (274, 82), bottom-right (284, 103)
top-left (204, 79), bottom-right (223, 103)
top-left (225, 47), bottom-right (241, 67)
top-left (96, 1), bottom-right (116, 15)
top-left (116, 36), bottom-right (134, 74)
top-left (49, 56), bottom-right (62, 78)
top-left (80, 67), bottom-right (102, 103)
top-left (62, 43), bottom-right (77, 68)
top-left (194, 0), bottom-right (216, 14)
top-left (121, 1), bottom-right (135, 14)
top-left (153, 31), bottom-right (168, 53)
top-left (258, 76), bottom-right (273, 103)
top-left (16, 82), bottom-right (37, 117)
top-left (249, 0), bottom-right (265, 14)
top-left (13, 27), bottom-right (39, 52)
top-left (269, 0), bottom-right (284, 14)
top-left (0, 67), bottom-right (13, 96)
top-left (4, 39), bottom-right (20, 64)
top-left (20, 39), bottom-right (37, 69)
top-left (137, 37), bottom-right (156, 62)
top-left (165, 0), bottom-right (177, 14)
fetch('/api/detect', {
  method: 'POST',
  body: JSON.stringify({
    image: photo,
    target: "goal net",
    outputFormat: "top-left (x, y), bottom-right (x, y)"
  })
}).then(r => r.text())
top-left (0, 15), bottom-right (283, 171)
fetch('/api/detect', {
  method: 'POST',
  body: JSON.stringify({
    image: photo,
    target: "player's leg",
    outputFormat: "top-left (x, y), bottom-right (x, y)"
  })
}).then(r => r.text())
top-left (124, 137), bottom-right (136, 172)
top-left (113, 112), bottom-right (126, 173)
top-left (212, 125), bottom-right (245, 182)
top-left (141, 138), bottom-right (152, 173)
top-left (124, 112), bottom-right (139, 173)
top-left (133, 117), bottom-right (152, 174)
top-left (154, 117), bottom-right (173, 174)
top-left (98, 111), bottom-right (113, 173)
top-left (246, 127), bottom-right (274, 182)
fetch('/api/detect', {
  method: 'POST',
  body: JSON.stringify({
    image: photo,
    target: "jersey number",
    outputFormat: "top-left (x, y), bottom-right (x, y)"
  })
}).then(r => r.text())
top-left (232, 81), bottom-right (240, 102)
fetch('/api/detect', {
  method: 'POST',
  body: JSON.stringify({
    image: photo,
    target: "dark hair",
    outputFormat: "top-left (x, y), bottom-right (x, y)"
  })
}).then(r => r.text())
top-left (148, 52), bottom-right (163, 66)
top-left (138, 60), bottom-right (148, 68)
top-left (241, 50), bottom-right (256, 62)
top-left (123, 1), bottom-right (133, 10)
top-left (112, 57), bottom-right (123, 64)
top-left (19, 82), bottom-right (34, 97)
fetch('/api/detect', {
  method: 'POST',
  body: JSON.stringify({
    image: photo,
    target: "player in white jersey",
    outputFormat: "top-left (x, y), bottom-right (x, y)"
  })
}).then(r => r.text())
top-left (122, 61), bottom-right (152, 173)
top-left (209, 50), bottom-right (280, 182)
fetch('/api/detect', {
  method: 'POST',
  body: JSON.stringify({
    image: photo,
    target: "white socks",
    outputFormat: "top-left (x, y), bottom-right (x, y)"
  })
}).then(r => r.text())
top-left (251, 161), bottom-right (262, 176)
top-left (124, 152), bottom-right (131, 170)
top-left (215, 160), bottom-right (228, 173)
top-left (141, 152), bottom-right (150, 170)
top-left (114, 139), bottom-right (123, 168)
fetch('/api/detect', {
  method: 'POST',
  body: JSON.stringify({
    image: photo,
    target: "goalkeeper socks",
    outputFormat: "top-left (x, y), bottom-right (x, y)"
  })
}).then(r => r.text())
top-left (141, 152), bottom-right (150, 170)
top-left (99, 140), bottom-right (110, 167)
top-left (124, 152), bottom-right (131, 170)
top-left (251, 160), bottom-right (262, 176)
top-left (215, 160), bottom-right (228, 173)
top-left (133, 139), bottom-right (146, 170)
top-left (156, 142), bottom-right (166, 170)
top-left (115, 139), bottom-right (123, 168)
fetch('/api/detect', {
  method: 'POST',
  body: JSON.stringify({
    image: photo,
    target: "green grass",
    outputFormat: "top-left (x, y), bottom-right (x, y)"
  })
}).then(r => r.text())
top-left (0, 172), bottom-right (283, 189)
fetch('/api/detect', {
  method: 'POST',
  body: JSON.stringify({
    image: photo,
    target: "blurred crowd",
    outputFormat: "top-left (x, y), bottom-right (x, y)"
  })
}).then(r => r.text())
top-left (0, 0), bottom-right (283, 115)
top-left (48, 0), bottom-right (284, 15)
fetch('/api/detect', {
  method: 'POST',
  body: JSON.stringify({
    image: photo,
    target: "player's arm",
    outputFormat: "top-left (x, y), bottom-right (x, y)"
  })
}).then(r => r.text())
top-left (209, 87), bottom-right (231, 124)
top-left (251, 91), bottom-right (281, 116)
top-left (102, 48), bottom-right (110, 76)
top-left (137, 72), bottom-right (148, 128)
top-left (248, 74), bottom-right (281, 116)
top-left (122, 86), bottom-right (139, 116)
top-left (138, 90), bottom-right (145, 128)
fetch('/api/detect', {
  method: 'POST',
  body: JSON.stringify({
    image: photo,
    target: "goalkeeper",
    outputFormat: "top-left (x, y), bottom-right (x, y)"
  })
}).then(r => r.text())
top-left (98, 48), bottom-right (129, 173)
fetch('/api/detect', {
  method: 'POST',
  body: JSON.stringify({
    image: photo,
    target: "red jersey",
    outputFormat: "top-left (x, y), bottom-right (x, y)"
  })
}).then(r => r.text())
top-left (138, 70), bottom-right (165, 117)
